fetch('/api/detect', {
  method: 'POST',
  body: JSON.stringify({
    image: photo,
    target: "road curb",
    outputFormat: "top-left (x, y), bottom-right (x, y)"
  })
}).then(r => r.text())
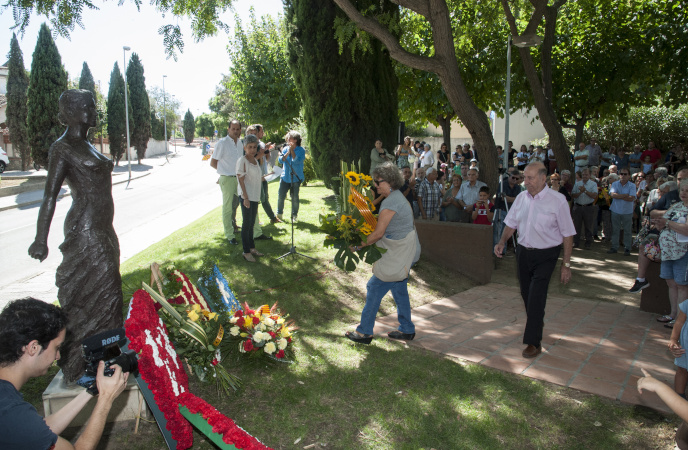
top-left (0, 172), bottom-right (151, 213)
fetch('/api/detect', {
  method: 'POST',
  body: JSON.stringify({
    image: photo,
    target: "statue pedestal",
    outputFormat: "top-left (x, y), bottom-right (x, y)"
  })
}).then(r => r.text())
top-left (42, 370), bottom-right (151, 426)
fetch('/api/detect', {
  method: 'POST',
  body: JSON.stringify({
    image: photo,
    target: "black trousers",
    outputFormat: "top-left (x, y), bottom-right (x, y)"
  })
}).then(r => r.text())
top-left (516, 244), bottom-right (561, 347)
top-left (572, 204), bottom-right (595, 245)
top-left (240, 201), bottom-right (259, 253)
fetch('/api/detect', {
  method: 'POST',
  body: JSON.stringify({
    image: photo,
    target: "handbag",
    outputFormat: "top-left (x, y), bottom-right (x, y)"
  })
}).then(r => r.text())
top-left (372, 228), bottom-right (420, 282)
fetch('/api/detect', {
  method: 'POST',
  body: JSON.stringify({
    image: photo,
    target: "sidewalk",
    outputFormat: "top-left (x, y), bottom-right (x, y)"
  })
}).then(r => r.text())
top-left (373, 282), bottom-right (674, 414)
top-left (0, 153), bottom-right (174, 212)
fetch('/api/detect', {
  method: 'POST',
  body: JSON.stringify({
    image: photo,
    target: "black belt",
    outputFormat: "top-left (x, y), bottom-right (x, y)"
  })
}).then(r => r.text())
top-left (518, 244), bottom-right (562, 251)
top-left (222, 174), bottom-right (237, 177)
top-left (575, 203), bottom-right (593, 206)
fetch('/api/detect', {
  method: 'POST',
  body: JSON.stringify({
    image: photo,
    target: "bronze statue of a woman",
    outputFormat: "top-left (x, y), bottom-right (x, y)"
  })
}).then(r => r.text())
top-left (29, 89), bottom-right (123, 381)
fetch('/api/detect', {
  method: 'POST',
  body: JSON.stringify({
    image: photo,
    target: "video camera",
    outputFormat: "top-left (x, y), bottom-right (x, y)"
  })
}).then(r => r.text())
top-left (77, 328), bottom-right (138, 395)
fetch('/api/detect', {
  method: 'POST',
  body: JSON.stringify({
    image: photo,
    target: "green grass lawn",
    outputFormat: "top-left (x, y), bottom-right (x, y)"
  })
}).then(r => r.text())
top-left (34, 181), bottom-right (679, 449)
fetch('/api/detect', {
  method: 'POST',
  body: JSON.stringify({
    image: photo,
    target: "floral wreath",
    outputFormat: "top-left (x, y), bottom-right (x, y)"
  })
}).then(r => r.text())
top-left (126, 289), bottom-right (193, 449)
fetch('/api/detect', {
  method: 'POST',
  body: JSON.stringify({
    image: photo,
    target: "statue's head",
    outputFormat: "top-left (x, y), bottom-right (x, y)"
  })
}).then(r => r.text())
top-left (58, 89), bottom-right (97, 128)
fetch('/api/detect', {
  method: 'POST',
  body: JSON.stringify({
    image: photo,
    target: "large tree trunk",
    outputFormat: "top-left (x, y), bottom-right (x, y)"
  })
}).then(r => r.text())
top-left (332, 0), bottom-right (500, 192)
top-left (501, 0), bottom-right (573, 174)
top-left (437, 114), bottom-right (452, 150)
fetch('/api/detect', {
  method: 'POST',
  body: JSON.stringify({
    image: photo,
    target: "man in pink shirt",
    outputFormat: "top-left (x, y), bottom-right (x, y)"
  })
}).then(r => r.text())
top-left (641, 141), bottom-right (662, 165)
top-left (494, 162), bottom-right (576, 358)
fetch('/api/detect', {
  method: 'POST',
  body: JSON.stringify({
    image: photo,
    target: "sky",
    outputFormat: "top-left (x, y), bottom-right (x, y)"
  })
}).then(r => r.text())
top-left (0, 0), bottom-right (284, 116)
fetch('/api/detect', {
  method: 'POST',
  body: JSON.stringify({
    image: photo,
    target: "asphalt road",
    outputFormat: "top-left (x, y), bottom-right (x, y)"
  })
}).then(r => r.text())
top-left (0, 148), bottom-right (222, 309)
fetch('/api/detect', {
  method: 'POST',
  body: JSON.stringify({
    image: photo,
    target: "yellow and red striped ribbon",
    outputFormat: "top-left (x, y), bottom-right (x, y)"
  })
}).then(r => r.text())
top-left (350, 187), bottom-right (377, 229)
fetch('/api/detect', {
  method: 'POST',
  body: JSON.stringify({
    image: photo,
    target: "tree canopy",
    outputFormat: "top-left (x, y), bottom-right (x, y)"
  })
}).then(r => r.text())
top-left (227, 8), bottom-right (301, 140)
top-left (183, 109), bottom-right (195, 144)
top-left (106, 62), bottom-right (131, 164)
top-left (6, 0), bottom-right (234, 59)
top-left (149, 86), bottom-right (180, 141)
top-left (27, 23), bottom-right (68, 167)
top-left (78, 62), bottom-right (98, 143)
top-left (6, 33), bottom-right (31, 171)
top-left (126, 53), bottom-right (152, 163)
top-left (286, 0), bottom-right (398, 187)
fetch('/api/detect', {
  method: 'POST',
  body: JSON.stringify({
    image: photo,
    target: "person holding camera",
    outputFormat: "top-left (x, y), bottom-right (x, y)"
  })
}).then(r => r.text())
top-left (0, 298), bottom-right (129, 450)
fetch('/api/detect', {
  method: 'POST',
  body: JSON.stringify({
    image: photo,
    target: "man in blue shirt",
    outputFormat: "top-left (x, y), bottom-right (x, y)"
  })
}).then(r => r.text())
top-left (608, 169), bottom-right (636, 255)
top-left (277, 130), bottom-right (306, 222)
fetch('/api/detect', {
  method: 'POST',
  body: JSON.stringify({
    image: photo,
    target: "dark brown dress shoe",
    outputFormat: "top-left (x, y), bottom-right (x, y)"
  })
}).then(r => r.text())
top-left (522, 344), bottom-right (542, 358)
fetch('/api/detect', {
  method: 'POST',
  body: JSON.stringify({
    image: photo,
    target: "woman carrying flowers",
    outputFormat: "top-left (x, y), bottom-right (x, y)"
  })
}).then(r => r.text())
top-left (237, 134), bottom-right (264, 262)
top-left (345, 162), bottom-right (421, 344)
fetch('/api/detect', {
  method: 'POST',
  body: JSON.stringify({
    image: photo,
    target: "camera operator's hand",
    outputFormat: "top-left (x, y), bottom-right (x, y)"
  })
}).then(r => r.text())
top-left (95, 360), bottom-right (129, 403)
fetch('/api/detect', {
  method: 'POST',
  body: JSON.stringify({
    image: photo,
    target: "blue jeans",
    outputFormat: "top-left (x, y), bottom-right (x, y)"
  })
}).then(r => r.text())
top-left (493, 209), bottom-right (508, 253)
top-left (356, 275), bottom-right (415, 336)
top-left (611, 212), bottom-right (633, 251)
top-left (277, 180), bottom-right (301, 218)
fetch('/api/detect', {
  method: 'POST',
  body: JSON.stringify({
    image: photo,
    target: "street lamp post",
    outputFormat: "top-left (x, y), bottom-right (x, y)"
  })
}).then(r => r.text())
top-left (503, 34), bottom-right (542, 171)
top-left (123, 46), bottom-right (132, 187)
top-left (163, 75), bottom-right (169, 163)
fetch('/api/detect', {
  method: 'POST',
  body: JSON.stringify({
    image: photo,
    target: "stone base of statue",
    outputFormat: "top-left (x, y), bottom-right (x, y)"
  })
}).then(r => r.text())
top-left (42, 370), bottom-right (150, 427)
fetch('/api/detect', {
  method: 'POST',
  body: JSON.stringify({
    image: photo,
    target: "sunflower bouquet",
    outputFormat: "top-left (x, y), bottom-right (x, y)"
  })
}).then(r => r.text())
top-left (319, 161), bottom-right (386, 271)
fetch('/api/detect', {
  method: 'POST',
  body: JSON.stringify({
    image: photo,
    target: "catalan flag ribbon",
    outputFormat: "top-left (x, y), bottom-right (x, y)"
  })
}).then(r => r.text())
top-left (350, 186), bottom-right (377, 229)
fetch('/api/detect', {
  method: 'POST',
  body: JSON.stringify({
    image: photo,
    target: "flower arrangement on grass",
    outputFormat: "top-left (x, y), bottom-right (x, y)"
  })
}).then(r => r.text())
top-left (143, 282), bottom-right (241, 396)
top-left (226, 303), bottom-right (296, 362)
top-left (320, 161), bottom-right (385, 271)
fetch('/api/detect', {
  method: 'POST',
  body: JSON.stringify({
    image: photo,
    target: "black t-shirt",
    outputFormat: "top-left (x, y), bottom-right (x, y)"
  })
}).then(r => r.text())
top-left (0, 379), bottom-right (58, 449)
top-left (401, 179), bottom-right (415, 204)
top-left (494, 180), bottom-right (523, 211)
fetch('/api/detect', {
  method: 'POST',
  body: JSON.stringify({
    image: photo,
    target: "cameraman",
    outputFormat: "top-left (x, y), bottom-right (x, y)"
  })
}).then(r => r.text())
top-left (0, 298), bottom-right (129, 450)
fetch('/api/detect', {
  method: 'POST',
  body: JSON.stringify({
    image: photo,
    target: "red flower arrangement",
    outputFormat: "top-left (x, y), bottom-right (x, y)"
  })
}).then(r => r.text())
top-left (228, 303), bottom-right (297, 362)
top-left (126, 289), bottom-right (194, 449)
top-left (178, 392), bottom-right (272, 450)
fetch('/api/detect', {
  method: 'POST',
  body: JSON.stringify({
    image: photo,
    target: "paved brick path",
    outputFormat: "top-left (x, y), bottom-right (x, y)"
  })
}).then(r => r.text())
top-left (373, 282), bottom-right (674, 414)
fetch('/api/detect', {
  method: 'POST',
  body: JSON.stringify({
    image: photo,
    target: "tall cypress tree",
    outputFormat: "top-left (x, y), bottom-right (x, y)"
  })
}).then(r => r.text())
top-left (126, 53), bottom-right (151, 163)
top-left (107, 62), bottom-right (130, 165)
top-left (78, 62), bottom-right (98, 144)
top-left (6, 33), bottom-right (30, 171)
top-left (285, 0), bottom-right (398, 187)
top-left (27, 23), bottom-right (68, 167)
top-left (183, 109), bottom-right (195, 144)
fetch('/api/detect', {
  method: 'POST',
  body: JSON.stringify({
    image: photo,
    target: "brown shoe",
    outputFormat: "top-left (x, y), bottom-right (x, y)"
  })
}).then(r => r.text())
top-left (242, 253), bottom-right (256, 262)
top-left (522, 344), bottom-right (542, 358)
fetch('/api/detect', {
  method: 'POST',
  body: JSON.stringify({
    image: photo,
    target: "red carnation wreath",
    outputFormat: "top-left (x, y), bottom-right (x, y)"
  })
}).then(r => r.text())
top-left (178, 393), bottom-right (271, 450)
top-left (126, 289), bottom-right (193, 449)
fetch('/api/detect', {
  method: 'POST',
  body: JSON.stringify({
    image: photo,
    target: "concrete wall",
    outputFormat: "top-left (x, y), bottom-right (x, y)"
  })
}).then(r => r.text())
top-left (492, 108), bottom-right (547, 148)
top-left (144, 139), bottom-right (168, 157)
top-left (415, 220), bottom-right (493, 284)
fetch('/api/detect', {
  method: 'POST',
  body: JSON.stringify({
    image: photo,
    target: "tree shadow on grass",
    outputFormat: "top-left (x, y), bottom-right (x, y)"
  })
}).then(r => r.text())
top-left (182, 330), bottom-right (661, 449)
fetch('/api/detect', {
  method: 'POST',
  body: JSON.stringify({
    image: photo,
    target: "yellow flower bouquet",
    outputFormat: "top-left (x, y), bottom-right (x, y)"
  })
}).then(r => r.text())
top-left (319, 162), bottom-right (385, 271)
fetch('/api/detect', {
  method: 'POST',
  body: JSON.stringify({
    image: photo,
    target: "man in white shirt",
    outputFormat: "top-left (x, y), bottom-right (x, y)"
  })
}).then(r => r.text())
top-left (574, 142), bottom-right (589, 170)
top-left (211, 120), bottom-right (244, 245)
top-left (457, 168), bottom-right (487, 213)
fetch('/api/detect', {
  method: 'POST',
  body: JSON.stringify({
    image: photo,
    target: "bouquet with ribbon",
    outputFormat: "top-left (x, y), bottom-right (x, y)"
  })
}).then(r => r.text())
top-left (320, 161), bottom-right (385, 271)
top-left (143, 282), bottom-right (241, 396)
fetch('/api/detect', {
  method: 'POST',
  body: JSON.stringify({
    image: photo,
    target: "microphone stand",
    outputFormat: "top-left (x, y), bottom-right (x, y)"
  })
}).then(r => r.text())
top-left (278, 145), bottom-right (315, 261)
